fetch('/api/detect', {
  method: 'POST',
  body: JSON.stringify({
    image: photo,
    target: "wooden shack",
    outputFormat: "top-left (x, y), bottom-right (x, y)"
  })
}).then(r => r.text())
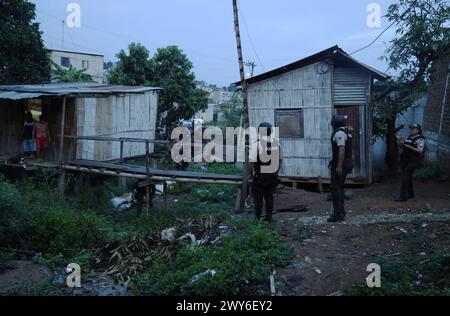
top-left (0, 83), bottom-right (160, 162)
top-left (243, 46), bottom-right (388, 184)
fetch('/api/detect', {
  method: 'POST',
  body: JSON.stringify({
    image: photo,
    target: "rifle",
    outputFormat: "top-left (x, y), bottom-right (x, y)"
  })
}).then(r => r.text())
top-left (395, 124), bottom-right (405, 134)
top-left (395, 124), bottom-right (405, 140)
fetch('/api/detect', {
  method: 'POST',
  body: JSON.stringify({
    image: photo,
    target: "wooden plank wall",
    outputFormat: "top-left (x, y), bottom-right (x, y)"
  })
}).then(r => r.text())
top-left (247, 61), bottom-right (333, 178)
top-left (75, 91), bottom-right (158, 161)
top-left (0, 99), bottom-right (26, 157)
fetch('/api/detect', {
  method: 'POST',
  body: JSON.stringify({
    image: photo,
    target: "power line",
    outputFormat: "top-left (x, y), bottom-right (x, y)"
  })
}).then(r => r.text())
top-left (237, 3), bottom-right (265, 72)
top-left (350, 4), bottom-right (416, 55)
top-left (349, 20), bottom-right (397, 55)
top-left (36, 8), bottom-right (237, 64)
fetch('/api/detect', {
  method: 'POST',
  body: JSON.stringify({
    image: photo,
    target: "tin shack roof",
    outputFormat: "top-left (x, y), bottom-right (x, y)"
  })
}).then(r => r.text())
top-left (0, 83), bottom-right (161, 100)
top-left (233, 45), bottom-right (389, 86)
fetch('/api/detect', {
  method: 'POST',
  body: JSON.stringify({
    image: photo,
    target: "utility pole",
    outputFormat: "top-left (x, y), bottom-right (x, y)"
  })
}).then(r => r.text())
top-left (244, 61), bottom-right (257, 77)
top-left (62, 20), bottom-right (65, 49)
top-left (233, 0), bottom-right (250, 212)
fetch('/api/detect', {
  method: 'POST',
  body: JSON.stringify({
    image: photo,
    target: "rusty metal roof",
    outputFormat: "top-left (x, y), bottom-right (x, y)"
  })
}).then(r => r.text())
top-left (0, 83), bottom-right (161, 100)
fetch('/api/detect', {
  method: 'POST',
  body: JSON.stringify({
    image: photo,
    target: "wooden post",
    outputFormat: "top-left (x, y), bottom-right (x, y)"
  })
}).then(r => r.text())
top-left (145, 140), bottom-right (150, 217)
top-left (318, 177), bottom-right (324, 194)
top-left (59, 97), bottom-right (67, 163)
top-left (163, 181), bottom-right (168, 211)
top-left (58, 97), bottom-right (67, 195)
top-left (120, 141), bottom-right (124, 163)
top-left (232, 0), bottom-right (250, 212)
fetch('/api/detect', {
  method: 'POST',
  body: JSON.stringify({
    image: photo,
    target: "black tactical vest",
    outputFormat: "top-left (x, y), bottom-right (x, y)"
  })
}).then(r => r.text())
top-left (401, 135), bottom-right (425, 165)
top-left (254, 141), bottom-right (279, 186)
top-left (331, 127), bottom-right (354, 171)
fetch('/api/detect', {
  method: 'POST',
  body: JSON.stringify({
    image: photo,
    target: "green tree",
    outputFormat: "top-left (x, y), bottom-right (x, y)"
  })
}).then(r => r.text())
top-left (109, 44), bottom-right (208, 127)
top-left (216, 93), bottom-right (244, 129)
top-left (373, 0), bottom-right (450, 175)
top-left (0, 0), bottom-right (50, 83)
top-left (108, 43), bottom-right (153, 86)
top-left (51, 62), bottom-right (93, 83)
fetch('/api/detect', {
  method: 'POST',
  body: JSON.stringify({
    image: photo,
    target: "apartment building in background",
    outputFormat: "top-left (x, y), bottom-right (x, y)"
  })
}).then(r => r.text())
top-left (48, 49), bottom-right (105, 83)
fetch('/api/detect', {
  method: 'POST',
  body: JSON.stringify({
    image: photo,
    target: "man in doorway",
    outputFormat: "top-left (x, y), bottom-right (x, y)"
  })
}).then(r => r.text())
top-left (251, 122), bottom-right (282, 223)
top-left (22, 112), bottom-right (36, 158)
top-left (395, 124), bottom-right (426, 202)
top-left (328, 115), bottom-right (354, 223)
top-left (33, 115), bottom-right (51, 159)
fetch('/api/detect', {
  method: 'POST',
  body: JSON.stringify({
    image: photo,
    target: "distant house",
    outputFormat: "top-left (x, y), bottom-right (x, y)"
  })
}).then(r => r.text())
top-left (237, 46), bottom-right (388, 184)
top-left (48, 49), bottom-right (105, 83)
top-left (0, 83), bottom-right (160, 161)
top-left (423, 51), bottom-right (450, 172)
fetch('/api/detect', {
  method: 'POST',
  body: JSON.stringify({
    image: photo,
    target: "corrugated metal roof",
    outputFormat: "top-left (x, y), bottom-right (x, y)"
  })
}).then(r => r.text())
top-left (0, 83), bottom-right (160, 100)
top-left (234, 45), bottom-right (389, 86)
top-left (0, 91), bottom-right (53, 100)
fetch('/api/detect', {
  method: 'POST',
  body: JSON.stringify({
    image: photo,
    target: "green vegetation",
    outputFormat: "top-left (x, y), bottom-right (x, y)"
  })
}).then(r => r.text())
top-left (347, 253), bottom-right (450, 296)
top-left (131, 220), bottom-right (291, 296)
top-left (51, 62), bottom-right (94, 83)
top-left (0, 0), bottom-right (51, 83)
top-left (414, 163), bottom-right (441, 181)
top-left (0, 162), bottom-right (288, 296)
top-left (109, 43), bottom-right (208, 127)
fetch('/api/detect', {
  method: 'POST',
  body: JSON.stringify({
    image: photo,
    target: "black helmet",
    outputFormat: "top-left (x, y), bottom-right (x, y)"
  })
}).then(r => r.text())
top-left (410, 123), bottom-right (423, 134)
top-left (258, 122), bottom-right (273, 136)
top-left (331, 115), bottom-right (348, 129)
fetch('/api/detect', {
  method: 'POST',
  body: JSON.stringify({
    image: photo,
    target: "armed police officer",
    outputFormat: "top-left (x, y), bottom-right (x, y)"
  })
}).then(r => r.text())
top-left (328, 115), bottom-right (354, 223)
top-left (395, 124), bottom-right (426, 202)
top-left (251, 122), bottom-right (282, 223)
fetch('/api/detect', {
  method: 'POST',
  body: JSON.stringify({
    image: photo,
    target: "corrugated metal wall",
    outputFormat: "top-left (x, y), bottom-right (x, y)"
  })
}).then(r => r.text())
top-left (334, 68), bottom-right (369, 106)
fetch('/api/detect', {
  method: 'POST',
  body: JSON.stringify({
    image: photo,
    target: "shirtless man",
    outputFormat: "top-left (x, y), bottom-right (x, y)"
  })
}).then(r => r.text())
top-left (33, 115), bottom-right (51, 159)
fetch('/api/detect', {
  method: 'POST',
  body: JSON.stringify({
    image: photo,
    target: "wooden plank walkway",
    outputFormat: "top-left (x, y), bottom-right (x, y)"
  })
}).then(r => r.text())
top-left (62, 159), bottom-right (243, 185)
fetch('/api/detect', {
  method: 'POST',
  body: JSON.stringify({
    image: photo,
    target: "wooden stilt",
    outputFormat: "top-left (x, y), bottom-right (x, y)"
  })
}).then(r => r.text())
top-left (163, 181), bottom-right (168, 211)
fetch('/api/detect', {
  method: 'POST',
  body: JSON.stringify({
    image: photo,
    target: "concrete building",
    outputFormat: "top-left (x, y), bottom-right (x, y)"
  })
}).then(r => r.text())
top-left (48, 49), bottom-right (105, 83)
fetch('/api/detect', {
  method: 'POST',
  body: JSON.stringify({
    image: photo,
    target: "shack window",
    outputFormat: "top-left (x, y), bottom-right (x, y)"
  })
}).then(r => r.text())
top-left (275, 109), bottom-right (304, 138)
top-left (82, 60), bottom-right (89, 69)
top-left (61, 57), bottom-right (71, 67)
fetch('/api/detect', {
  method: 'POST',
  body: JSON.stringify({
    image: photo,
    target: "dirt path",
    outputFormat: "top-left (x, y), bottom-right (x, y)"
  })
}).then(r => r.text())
top-left (268, 180), bottom-right (450, 296)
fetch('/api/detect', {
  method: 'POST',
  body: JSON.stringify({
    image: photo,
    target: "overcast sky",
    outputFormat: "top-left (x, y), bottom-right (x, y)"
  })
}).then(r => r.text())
top-left (31, 0), bottom-right (399, 86)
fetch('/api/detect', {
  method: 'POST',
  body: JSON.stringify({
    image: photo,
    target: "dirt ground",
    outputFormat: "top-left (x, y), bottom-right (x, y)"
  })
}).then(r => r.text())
top-left (268, 179), bottom-right (450, 296)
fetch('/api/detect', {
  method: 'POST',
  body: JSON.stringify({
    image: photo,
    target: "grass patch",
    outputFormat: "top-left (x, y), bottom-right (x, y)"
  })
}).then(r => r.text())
top-left (414, 163), bottom-right (441, 181)
top-left (347, 253), bottom-right (450, 296)
top-left (131, 219), bottom-right (291, 296)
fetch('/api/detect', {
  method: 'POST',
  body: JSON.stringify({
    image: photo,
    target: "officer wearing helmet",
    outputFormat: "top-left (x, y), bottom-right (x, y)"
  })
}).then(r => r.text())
top-left (251, 122), bottom-right (282, 222)
top-left (395, 124), bottom-right (426, 202)
top-left (328, 115), bottom-right (354, 223)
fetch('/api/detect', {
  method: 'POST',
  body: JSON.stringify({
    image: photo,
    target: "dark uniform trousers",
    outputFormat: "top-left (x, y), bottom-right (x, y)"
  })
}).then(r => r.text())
top-left (253, 181), bottom-right (275, 221)
top-left (400, 161), bottom-right (421, 200)
top-left (330, 168), bottom-right (350, 218)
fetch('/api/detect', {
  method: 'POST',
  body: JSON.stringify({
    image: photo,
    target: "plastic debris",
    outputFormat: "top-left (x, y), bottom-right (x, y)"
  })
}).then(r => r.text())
top-left (191, 269), bottom-right (216, 283)
top-left (288, 262), bottom-right (306, 270)
top-left (161, 227), bottom-right (177, 242)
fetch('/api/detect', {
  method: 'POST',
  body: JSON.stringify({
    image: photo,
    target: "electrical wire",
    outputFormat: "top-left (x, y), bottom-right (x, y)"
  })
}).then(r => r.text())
top-left (36, 8), bottom-right (237, 64)
top-left (237, 3), bottom-right (265, 72)
top-left (350, 3), bottom-right (416, 55)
